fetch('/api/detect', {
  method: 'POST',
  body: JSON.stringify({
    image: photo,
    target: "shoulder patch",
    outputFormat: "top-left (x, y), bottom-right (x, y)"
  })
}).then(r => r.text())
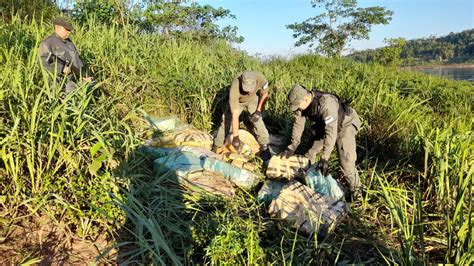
top-left (324, 116), bottom-right (336, 125)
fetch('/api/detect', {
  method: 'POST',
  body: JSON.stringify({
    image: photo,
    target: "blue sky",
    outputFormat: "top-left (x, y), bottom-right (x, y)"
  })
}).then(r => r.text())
top-left (199, 0), bottom-right (474, 56)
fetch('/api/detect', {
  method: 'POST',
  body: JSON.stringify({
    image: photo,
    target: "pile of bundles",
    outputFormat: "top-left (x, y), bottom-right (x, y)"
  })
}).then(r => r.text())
top-left (261, 155), bottom-right (349, 237)
top-left (144, 116), bottom-right (349, 237)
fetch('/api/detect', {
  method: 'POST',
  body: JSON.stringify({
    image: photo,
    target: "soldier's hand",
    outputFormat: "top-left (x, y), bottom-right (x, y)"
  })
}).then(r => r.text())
top-left (280, 149), bottom-right (295, 159)
top-left (250, 111), bottom-right (261, 123)
top-left (318, 159), bottom-right (329, 176)
top-left (63, 66), bottom-right (71, 75)
top-left (231, 135), bottom-right (242, 153)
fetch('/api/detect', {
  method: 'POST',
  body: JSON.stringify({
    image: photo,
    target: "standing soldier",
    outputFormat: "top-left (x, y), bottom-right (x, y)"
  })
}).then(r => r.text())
top-left (213, 70), bottom-right (272, 161)
top-left (38, 17), bottom-right (92, 94)
top-left (282, 85), bottom-right (362, 200)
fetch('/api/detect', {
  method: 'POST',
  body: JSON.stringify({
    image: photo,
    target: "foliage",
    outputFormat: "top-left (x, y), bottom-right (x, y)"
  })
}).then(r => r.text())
top-left (0, 0), bottom-right (58, 21)
top-left (349, 29), bottom-right (474, 65)
top-left (142, 0), bottom-right (243, 43)
top-left (1, 16), bottom-right (473, 264)
top-left (72, 0), bottom-right (120, 25)
top-left (286, 0), bottom-right (393, 57)
top-left (373, 38), bottom-right (406, 66)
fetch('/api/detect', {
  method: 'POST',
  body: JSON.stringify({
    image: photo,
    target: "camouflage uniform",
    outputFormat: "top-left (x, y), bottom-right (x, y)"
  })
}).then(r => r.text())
top-left (287, 85), bottom-right (362, 195)
top-left (38, 33), bottom-right (85, 94)
top-left (214, 71), bottom-right (270, 148)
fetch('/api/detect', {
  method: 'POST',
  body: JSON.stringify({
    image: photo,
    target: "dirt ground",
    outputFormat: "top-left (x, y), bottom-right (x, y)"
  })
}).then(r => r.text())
top-left (0, 216), bottom-right (116, 265)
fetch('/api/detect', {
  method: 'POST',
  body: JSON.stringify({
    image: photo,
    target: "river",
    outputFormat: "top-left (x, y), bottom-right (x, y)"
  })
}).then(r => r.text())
top-left (414, 66), bottom-right (474, 82)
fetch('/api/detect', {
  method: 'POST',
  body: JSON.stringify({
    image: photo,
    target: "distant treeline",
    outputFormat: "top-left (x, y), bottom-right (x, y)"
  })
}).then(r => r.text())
top-left (348, 29), bottom-right (474, 65)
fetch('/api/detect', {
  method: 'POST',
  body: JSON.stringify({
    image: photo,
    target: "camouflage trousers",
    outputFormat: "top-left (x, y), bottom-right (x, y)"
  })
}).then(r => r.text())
top-left (306, 124), bottom-right (361, 194)
top-left (214, 96), bottom-right (269, 147)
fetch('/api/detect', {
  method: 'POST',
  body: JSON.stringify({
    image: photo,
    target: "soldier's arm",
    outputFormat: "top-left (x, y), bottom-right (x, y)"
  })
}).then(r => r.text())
top-left (229, 78), bottom-right (241, 137)
top-left (37, 42), bottom-right (59, 74)
top-left (256, 76), bottom-right (269, 111)
top-left (257, 87), bottom-right (269, 112)
top-left (321, 97), bottom-right (339, 160)
top-left (288, 111), bottom-right (306, 151)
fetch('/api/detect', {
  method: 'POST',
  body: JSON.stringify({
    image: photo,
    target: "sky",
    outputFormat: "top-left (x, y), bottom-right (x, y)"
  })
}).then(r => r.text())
top-left (199, 0), bottom-right (474, 57)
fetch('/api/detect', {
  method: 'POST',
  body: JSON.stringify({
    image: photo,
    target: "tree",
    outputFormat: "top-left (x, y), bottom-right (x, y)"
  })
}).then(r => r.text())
top-left (286, 0), bottom-right (393, 57)
top-left (72, 0), bottom-right (121, 25)
top-left (1, 0), bottom-right (58, 22)
top-left (143, 0), bottom-right (243, 43)
top-left (374, 38), bottom-right (406, 66)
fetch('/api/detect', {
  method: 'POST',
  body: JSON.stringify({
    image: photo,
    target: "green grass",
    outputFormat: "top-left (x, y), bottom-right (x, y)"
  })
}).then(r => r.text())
top-left (1, 15), bottom-right (473, 264)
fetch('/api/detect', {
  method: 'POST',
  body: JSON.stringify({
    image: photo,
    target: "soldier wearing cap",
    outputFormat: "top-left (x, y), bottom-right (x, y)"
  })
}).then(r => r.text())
top-left (38, 17), bottom-right (92, 94)
top-left (213, 70), bottom-right (272, 160)
top-left (282, 85), bottom-right (362, 200)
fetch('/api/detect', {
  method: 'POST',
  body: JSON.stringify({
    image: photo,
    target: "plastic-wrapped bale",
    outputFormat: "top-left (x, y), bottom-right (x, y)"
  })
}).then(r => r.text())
top-left (216, 129), bottom-right (260, 172)
top-left (146, 116), bottom-right (180, 132)
top-left (150, 148), bottom-right (260, 190)
top-left (266, 155), bottom-right (310, 180)
top-left (184, 170), bottom-right (235, 197)
top-left (305, 168), bottom-right (345, 200)
top-left (142, 146), bottom-right (220, 159)
top-left (266, 180), bottom-right (350, 237)
top-left (148, 126), bottom-right (214, 150)
top-left (153, 151), bottom-right (204, 178)
top-left (257, 180), bottom-right (285, 205)
top-left (202, 156), bottom-right (260, 189)
top-left (152, 151), bottom-right (235, 197)
top-left (178, 146), bottom-right (223, 160)
top-left (215, 144), bottom-right (258, 171)
top-left (223, 129), bottom-right (260, 155)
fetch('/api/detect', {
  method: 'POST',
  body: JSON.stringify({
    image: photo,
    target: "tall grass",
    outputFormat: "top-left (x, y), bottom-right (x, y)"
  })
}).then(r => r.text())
top-left (1, 15), bottom-right (472, 264)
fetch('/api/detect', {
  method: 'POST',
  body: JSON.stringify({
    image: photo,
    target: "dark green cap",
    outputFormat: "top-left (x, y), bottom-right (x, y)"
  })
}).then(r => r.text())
top-left (241, 70), bottom-right (259, 92)
top-left (288, 85), bottom-right (309, 111)
top-left (54, 17), bottom-right (74, 31)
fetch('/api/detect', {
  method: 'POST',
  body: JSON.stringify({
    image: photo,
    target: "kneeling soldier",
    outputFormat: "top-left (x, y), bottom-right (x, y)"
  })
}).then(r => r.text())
top-left (282, 85), bottom-right (362, 200)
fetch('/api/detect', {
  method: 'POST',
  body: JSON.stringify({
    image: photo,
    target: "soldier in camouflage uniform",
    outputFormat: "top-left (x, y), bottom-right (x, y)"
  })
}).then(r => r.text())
top-left (38, 17), bottom-right (92, 94)
top-left (282, 85), bottom-right (362, 199)
top-left (213, 70), bottom-right (271, 161)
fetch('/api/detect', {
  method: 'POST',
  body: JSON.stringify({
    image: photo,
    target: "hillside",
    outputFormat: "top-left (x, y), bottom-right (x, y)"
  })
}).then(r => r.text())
top-left (349, 29), bottom-right (474, 65)
top-left (1, 17), bottom-right (473, 264)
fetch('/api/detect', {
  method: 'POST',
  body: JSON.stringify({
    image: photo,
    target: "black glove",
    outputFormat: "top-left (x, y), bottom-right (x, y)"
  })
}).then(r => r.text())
top-left (318, 159), bottom-right (329, 176)
top-left (250, 111), bottom-right (261, 123)
top-left (280, 149), bottom-right (295, 159)
top-left (231, 135), bottom-right (242, 152)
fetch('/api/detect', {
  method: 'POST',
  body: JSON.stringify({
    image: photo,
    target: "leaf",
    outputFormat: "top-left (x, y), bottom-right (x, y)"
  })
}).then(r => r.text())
top-left (90, 142), bottom-right (102, 157)
top-left (88, 154), bottom-right (107, 176)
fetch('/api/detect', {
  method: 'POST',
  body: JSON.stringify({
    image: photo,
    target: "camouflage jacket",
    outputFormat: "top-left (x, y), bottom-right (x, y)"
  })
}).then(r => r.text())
top-left (37, 33), bottom-right (84, 78)
top-left (288, 90), bottom-right (361, 160)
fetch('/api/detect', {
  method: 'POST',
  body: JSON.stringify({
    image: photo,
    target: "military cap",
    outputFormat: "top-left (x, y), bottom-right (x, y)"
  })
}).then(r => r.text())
top-left (241, 70), bottom-right (260, 92)
top-left (54, 17), bottom-right (74, 31)
top-left (288, 85), bottom-right (309, 111)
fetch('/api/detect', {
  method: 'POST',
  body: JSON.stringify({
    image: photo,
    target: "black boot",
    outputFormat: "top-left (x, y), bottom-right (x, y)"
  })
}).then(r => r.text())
top-left (259, 144), bottom-right (272, 161)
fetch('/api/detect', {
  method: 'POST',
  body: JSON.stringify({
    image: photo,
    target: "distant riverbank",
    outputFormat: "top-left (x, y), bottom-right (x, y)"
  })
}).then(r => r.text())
top-left (402, 64), bottom-right (474, 82)
top-left (402, 63), bottom-right (474, 70)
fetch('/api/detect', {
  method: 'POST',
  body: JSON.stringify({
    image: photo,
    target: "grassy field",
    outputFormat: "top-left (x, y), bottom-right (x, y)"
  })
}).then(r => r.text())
top-left (1, 16), bottom-right (472, 264)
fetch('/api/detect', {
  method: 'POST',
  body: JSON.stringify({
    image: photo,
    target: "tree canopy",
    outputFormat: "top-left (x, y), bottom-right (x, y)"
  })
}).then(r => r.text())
top-left (286, 0), bottom-right (393, 58)
top-left (348, 29), bottom-right (474, 65)
top-left (69, 0), bottom-right (243, 44)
